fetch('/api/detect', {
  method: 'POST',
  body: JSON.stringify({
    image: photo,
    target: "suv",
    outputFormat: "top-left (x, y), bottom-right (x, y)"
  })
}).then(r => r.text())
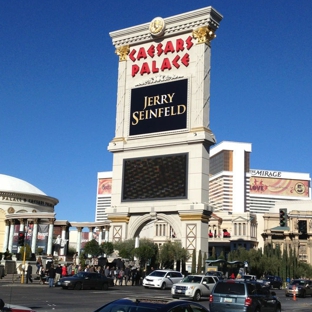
top-left (266, 275), bottom-right (283, 289)
top-left (209, 279), bottom-right (281, 312)
top-left (142, 270), bottom-right (184, 290)
top-left (285, 279), bottom-right (312, 297)
top-left (172, 274), bottom-right (219, 301)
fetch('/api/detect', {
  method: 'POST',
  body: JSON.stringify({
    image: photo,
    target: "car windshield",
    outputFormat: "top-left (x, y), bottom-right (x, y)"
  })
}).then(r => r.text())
top-left (148, 271), bottom-right (166, 277)
top-left (74, 272), bottom-right (86, 278)
top-left (181, 276), bottom-right (202, 283)
top-left (291, 280), bottom-right (307, 286)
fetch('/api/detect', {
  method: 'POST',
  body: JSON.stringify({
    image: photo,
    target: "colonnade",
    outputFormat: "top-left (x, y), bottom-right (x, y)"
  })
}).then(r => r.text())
top-left (2, 218), bottom-right (111, 257)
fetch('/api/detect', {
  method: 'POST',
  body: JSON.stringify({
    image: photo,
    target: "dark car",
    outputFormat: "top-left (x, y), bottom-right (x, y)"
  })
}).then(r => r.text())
top-left (266, 275), bottom-right (283, 289)
top-left (209, 279), bottom-right (281, 312)
top-left (57, 272), bottom-right (114, 290)
top-left (94, 297), bottom-right (209, 312)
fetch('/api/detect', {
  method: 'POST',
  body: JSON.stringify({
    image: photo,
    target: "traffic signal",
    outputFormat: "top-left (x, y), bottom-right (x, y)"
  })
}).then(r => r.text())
top-left (279, 208), bottom-right (287, 227)
top-left (18, 232), bottom-right (25, 246)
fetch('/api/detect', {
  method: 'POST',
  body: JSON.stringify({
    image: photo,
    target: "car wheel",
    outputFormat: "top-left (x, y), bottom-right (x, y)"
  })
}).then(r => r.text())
top-left (144, 286), bottom-right (149, 289)
top-left (160, 282), bottom-right (166, 290)
top-left (74, 282), bottom-right (82, 290)
top-left (302, 291), bottom-right (306, 298)
top-left (275, 306), bottom-right (281, 312)
top-left (102, 283), bottom-right (108, 290)
top-left (193, 290), bottom-right (201, 301)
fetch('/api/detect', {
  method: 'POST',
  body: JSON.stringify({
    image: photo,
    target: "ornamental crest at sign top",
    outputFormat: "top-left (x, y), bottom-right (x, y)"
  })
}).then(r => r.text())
top-left (192, 26), bottom-right (216, 45)
top-left (115, 45), bottom-right (130, 62)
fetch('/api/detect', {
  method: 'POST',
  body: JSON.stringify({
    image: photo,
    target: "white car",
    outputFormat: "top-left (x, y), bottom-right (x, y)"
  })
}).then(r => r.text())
top-left (171, 274), bottom-right (218, 301)
top-left (142, 270), bottom-right (184, 289)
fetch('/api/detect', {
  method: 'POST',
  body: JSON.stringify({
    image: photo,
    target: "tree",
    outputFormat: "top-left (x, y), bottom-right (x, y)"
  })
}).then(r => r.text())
top-left (191, 249), bottom-right (196, 273)
top-left (197, 250), bottom-right (202, 273)
top-left (113, 239), bottom-right (135, 260)
top-left (101, 242), bottom-right (114, 256)
top-left (84, 239), bottom-right (101, 257)
top-left (133, 238), bottom-right (158, 267)
top-left (158, 241), bottom-right (176, 269)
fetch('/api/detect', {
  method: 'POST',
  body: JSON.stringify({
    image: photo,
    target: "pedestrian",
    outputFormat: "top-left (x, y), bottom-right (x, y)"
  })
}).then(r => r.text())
top-left (39, 264), bottom-right (46, 284)
top-left (61, 264), bottom-right (67, 277)
top-left (36, 257), bottom-right (42, 274)
top-left (48, 264), bottom-right (56, 287)
top-left (55, 264), bottom-right (62, 284)
top-left (118, 268), bottom-right (124, 286)
top-left (131, 268), bottom-right (137, 286)
top-left (67, 263), bottom-right (73, 276)
top-left (104, 266), bottom-right (110, 277)
top-left (26, 263), bottom-right (33, 284)
top-left (124, 266), bottom-right (130, 285)
top-left (114, 267), bottom-right (120, 285)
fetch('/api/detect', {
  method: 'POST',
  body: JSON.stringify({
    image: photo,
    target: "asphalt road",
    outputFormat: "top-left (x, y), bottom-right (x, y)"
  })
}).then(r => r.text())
top-left (1, 279), bottom-right (312, 312)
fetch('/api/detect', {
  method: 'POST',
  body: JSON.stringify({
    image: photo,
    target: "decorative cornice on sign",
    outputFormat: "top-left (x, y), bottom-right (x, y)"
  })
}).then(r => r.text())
top-left (108, 215), bottom-right (130, 223)
top-left (192, 26), bottom-right (216, 45)
top-left (115, 45), bottom-right (130, 62)
top-left (135, 74), bottom-right (184, 87)
top-left (110, 6), bottom-right (222, 47)
top-left (180, 213), bottom-right (210, 222)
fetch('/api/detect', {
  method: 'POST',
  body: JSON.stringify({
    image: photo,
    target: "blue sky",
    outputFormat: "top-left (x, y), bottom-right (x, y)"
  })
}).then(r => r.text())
top-left (1, 1), bottom-right (311, 222)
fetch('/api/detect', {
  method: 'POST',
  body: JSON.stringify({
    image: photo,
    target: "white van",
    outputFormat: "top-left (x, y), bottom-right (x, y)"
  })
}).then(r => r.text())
top-left (143, 270), bottom-right (184, 289)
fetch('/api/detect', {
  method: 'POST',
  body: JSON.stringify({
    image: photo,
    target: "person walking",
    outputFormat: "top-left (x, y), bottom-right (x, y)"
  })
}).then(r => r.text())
top-left (26, 263), bottom-right (33, 284)
top-left (124, 266), bottom-right (130, 285)
top-left (55, 264), bottom-right (62, 284)
top-left (48, 264), bottom-right (56, 287)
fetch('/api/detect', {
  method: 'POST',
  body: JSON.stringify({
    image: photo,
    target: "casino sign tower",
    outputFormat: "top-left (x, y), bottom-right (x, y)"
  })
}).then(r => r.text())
top-left (106, 6), bottom-right (223, 266)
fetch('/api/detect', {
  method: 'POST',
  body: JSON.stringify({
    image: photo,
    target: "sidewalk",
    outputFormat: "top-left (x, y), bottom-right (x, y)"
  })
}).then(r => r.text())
top-left (0, 273), bottom-right (43, 285)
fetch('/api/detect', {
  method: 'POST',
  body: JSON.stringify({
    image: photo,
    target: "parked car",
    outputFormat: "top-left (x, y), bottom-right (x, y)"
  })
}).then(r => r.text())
top-left (0, 299), bottom-right (36, 312)
top-left (266, 275), bottom-right (283, 289)
top-left (285, 279), bottom-right (312, 297)
top-left (142, 269), bottom-right (184, 289)
top-left (172, 274), bottom-right (218, 301)
top-left (56, 272), bottom-right (114, 290)
top-left (209, 279), bottom-right (281, 312)
top-left (94, 297), bottom-right (209, 312)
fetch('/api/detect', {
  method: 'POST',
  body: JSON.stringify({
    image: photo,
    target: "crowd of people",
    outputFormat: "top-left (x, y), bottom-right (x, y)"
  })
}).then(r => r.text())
top-left (30, 258), bottom-right (153, 287)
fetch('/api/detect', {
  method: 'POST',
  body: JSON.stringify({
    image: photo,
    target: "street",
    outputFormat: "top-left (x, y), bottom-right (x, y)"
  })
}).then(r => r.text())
top-left (1, 279), bottom-right (312, 312)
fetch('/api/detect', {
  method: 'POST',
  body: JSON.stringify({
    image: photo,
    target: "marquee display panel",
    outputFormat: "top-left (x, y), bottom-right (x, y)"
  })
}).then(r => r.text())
top-left (122, 153), bottom-right (188, 201)
top-left (129, 79), bottom-right (188, 136)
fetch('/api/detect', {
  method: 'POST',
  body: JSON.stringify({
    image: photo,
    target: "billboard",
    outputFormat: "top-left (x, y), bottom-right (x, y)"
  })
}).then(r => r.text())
top-left (250, 177), bottom-right (309, 198)
top-left (129, 79), bottom-right (188, 136)
top-left (122, 153), bottom-right (188, 201)
top-left (98, 178), bottom-right (112, 195)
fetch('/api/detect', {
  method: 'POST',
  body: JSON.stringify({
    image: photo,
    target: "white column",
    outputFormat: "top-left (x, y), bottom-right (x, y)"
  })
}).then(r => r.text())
top-left (104, 226), bottom-right (110, 242)
top-left (76, 228), bottom-right (82, 256)
top-left (60, 226), bottom-right (66, 256)
top-left (31, 220), bottom-right (38, 254)
top-left (98, 227), bottom-right (103, 245)
top-left (47, 220), bottom-right (54, 256)
top-left (134, 236), bottom-right (139, 261)
top-left (8, 221), bottom-right (15, 253)
top-left (2, 220), bottom-right (10, 252)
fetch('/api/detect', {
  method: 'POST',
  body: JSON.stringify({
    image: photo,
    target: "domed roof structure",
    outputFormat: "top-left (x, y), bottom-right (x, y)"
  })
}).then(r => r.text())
top-left (0, 174), bottom-right (46, 195)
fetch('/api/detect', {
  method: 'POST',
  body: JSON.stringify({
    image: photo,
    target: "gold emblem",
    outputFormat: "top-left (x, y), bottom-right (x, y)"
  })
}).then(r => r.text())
top-left (149, 17), bottom-right (165, 37)
top-left (8, 207), bottom-right (15, 213)
top-left (294, 182), bottom-right (305, 194)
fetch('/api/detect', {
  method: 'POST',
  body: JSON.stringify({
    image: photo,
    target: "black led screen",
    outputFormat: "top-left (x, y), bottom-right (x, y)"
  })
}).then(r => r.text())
top-left (129, 79), bottom-right (188, 136)
top-left (122, 153), bottom-right (188, 201)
